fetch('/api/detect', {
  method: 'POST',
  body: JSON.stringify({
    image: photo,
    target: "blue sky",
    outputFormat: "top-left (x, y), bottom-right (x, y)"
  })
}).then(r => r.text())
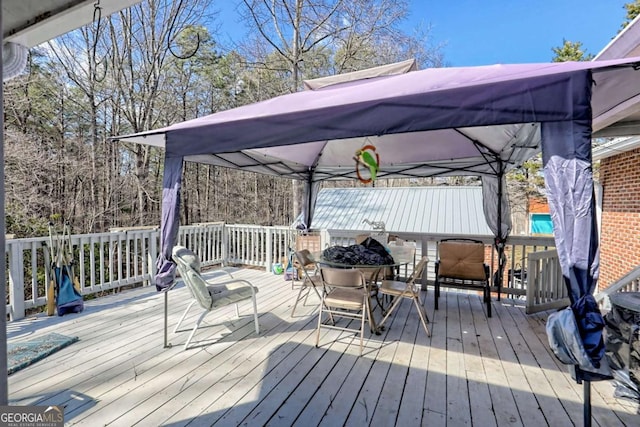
top-left (215, 0), bottom-right (631, 66)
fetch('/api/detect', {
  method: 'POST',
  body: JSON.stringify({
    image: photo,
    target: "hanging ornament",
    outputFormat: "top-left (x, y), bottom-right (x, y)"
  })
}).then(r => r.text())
top-left (354, 144), bottom-right (380, 184)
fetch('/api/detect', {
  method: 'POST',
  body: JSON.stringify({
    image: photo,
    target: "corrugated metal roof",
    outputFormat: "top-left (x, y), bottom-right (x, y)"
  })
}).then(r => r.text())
top-left (307, 186), bottom-right (492, 235)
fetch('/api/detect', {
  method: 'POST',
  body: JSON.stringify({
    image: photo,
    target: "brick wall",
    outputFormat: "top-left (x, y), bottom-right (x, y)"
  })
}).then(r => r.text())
top-left (599, 147), bottom-right (640, 290)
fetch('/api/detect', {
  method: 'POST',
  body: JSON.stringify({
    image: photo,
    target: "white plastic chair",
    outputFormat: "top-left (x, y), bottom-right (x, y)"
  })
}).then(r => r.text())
top-left (172, 245), bottom-right (259, 350)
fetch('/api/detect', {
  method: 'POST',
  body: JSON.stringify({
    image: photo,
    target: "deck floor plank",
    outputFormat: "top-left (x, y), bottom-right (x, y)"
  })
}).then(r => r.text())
top-left (422, 288), bottom-right (448, 427)
top-left (476, 298), bottom-right (546, 427)
top-left (513, 305), bottom-right (609, 426)
top-left (9, 289), bottom-right (196, 407)
top-left (314, 318), bottom-right (390, 426)
top-left (67, 273), bottom-right (286, 425)
top-left (152, 278), bottom-right (319, 427)
top-left (393, 294), bottom-right (432, 427)
top-left (210, 304), bottom-right (363, 426)
top-left (368, 293), bottom-right (420, 426)
top-left (251, 324), bottom-right (359, 426)
top-left (274, 321), bottom-right (379, 426)
top-left (103, 276), bottom-right (301, 426)
top-left (5, 268), bottom-right (638, 426)
top-left (459, 293), bottom-right (498, 427)
top-left (343, 291), bottom-right (414, 426)
top-left (270, 307), bottom-right (394, 427)
top-left (284, 330), bottom-right (361, 427)
top-left (494, 300), bottom-right (575, 425)
top-left (444, 291), bottom-right (473, 426)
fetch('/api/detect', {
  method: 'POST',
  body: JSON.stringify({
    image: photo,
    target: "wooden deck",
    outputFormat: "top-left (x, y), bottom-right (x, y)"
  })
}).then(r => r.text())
top-left (7, 267), bottom-right (639, 426)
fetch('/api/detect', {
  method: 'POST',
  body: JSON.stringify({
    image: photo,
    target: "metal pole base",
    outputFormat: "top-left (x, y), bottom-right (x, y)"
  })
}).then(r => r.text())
top-left (584, 380), bottom-right (591, 427)
top-left (164, 291), bottom-right (172, 348)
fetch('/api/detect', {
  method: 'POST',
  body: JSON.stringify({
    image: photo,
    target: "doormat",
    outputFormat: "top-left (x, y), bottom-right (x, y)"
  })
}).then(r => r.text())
top-left (8, 333), bottom-right (79, 375)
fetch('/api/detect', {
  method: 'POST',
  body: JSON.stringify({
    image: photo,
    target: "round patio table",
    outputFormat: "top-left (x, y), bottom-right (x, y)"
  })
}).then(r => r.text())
top-left (309, 249), bottom-right (414, 334)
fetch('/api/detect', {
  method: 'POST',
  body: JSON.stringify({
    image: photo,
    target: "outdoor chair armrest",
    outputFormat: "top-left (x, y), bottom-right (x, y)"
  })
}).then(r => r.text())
top-left (206, 278), bottom-right (258, 293)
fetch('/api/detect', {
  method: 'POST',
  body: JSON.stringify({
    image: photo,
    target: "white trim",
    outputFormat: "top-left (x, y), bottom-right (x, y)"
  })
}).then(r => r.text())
top-left (594, 13), bottom-right (640, 60)
top-left (594, 181), bottom-right (602, 241)
top-left (592, 136), bottom-right (640, 160)
top-left (4, 0), bottom-right (142, 48)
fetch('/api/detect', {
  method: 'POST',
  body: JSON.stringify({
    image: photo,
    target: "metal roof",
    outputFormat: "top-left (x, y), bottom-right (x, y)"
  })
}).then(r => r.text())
top-left (308, 186), bottom-right (492, 235)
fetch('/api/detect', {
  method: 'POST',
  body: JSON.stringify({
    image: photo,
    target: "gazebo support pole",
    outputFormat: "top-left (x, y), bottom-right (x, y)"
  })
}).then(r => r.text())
top-left (584, 380), bottom-right (591, 427)
top-left (496, 167), bottom-right (503, 301)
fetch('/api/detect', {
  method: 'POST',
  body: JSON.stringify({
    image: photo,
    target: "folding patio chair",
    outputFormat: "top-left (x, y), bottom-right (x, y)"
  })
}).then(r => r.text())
top-left (377, 256), bottom-right (430, 336)
top-left (290, 249), bottom-right (324, 317)
top-left (316, 267), bottom-right (371, 356)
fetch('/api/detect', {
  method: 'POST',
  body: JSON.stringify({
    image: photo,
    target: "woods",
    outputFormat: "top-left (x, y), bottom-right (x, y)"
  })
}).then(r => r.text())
top-left (2, 0), bottom-right (442, 237)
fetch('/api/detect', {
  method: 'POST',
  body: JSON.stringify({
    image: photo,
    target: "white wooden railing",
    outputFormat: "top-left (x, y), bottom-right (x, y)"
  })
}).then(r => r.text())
top-left (595, 265), bottom-right (640, 311)
top-left (6, 228), bottom-right (158, 321)
top-left (525, 249), bottom-right (569, 314)
top-left (5, 223), bottom-right (563, 320)
top-left (4, 223), bottom-right (297, 320)
top-left (225, 224), bottom-right (293, 268)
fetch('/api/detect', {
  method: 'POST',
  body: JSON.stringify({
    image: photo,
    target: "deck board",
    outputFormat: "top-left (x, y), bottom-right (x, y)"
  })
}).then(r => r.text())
top-left (423, 289), bottom-right (448, 426)
top-left (352, 292), bottom-right (413, 426)
top-left (460, 293), bottom-right (497, 427)
top-left (6, 269), bottom-right (639, 426)
top-left (476, 296), bottom-right (544, 427)
top-left (445, 292), bottom-right (473, 426)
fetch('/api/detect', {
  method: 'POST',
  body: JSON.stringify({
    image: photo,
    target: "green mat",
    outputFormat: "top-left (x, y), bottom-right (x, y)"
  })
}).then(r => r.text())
top-left (8, 333), bottom-right (79, 375)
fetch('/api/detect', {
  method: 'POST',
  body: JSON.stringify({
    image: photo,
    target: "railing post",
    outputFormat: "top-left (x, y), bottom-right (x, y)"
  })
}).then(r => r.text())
top-left (222, 224), bottom-right (228, 266)
top-left (8, 242), bottom-right (25, 320)
top-left (149, 229), bottom-right (158, 287)
top-left (265, 227), bottom-right (273, 273)
top-left (320, 229), bottom-right (330, 249)
top-left (420, 237), bottom-right (430, 288)
top-left (526, 256), bottom-right (536, 314)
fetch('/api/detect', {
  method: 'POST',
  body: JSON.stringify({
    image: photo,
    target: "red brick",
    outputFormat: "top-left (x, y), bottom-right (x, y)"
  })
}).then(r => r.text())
top-left (598, 147), bottom-right (640, 290)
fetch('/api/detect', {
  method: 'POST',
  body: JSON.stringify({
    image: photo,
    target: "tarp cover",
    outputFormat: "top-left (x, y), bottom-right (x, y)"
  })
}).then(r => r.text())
top-left (604, 292), bottom-right (640, 402)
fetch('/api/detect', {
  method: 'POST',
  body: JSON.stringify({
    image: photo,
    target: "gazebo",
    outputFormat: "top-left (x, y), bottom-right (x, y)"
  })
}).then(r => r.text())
top-left (116, 57), bottom-right (640, 424)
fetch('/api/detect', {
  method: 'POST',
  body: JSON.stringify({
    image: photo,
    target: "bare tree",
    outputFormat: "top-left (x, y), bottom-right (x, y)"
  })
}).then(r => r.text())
top-left (104, 0), bottom-right (216, 225)
top-left (239, 0), bottom-right (445, 220)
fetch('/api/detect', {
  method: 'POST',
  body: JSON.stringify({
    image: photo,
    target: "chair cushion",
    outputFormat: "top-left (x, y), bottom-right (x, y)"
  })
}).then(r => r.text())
top-left (186, 270), bottom-right (214, 308)
top-left (208, 282), bottom-right (257, 309)
top-left (438, 241), bottom-right (487, 280)
top-left (324, 288), bottom-right (365, 310)
top-left (380, 279), bottom-right (414, 296)
top-left (173, 246), bottom-right (201, 272)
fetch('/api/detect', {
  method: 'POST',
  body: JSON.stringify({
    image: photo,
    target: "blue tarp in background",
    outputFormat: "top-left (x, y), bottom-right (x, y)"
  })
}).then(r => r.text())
top-left (531, 213), bottom-right (553, 235)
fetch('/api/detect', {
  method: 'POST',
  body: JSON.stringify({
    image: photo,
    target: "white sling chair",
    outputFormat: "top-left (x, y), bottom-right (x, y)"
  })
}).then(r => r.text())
top-left (172, 245), bottom-right (259, 350)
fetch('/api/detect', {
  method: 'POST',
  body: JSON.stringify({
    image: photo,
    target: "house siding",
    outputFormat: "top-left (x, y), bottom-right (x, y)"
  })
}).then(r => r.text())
top-left (599, 147), bottom-right (640, 290)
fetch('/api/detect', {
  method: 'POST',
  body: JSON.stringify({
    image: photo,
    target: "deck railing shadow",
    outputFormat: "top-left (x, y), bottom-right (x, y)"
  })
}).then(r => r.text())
top-left (10, 389), bottom-right (97, 423)
top-left (167, 312), bottom-right (321, 350)
top-left (6, 287), bottom-right (160, 340)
